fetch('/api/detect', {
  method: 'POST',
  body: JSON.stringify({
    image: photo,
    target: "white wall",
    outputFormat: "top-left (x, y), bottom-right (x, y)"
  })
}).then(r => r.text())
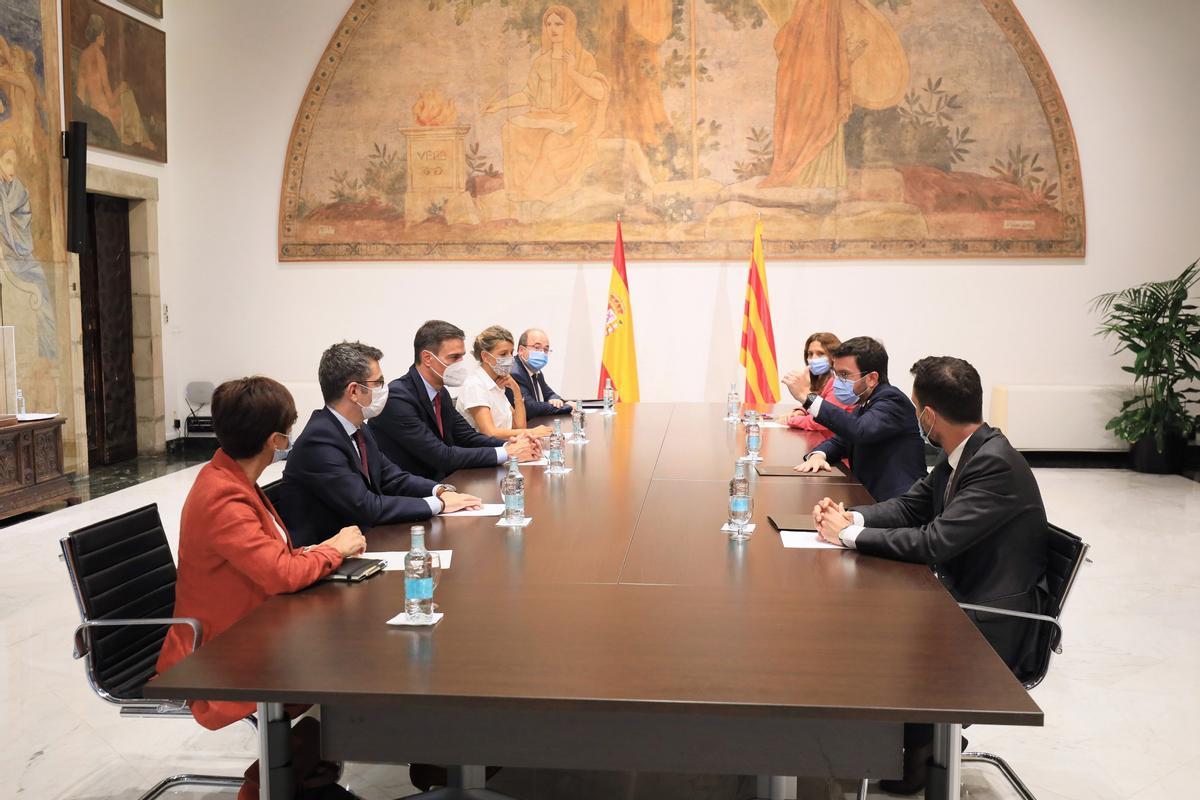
top-left (147, 0), bottom-right (1198, 440)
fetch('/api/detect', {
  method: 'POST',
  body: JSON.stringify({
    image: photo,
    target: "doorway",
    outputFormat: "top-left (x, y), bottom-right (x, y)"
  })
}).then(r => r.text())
top-left (80, 193), bottom-right (137, 466)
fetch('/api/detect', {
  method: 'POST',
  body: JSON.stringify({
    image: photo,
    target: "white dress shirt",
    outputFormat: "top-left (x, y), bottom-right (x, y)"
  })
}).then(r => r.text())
top-left (839, 435), bottom-right (969, 549)
top-left (327, 405), bottom-right (444, 515)
top-left (455, 365), bottom-right (515, 432)
top-left (419, 372), bottom-right (508, 466)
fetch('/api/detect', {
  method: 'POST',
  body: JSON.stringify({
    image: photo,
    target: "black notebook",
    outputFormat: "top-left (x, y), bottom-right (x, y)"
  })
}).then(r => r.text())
top-left (755, 463), bottom-right (849, 478)
top-left (767, 514), bottom-right (818, 533)
top-left (324, 557), bottom-right (386, 583)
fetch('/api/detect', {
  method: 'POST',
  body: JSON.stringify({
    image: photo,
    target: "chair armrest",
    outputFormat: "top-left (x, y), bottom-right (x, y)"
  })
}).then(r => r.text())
top-left (73, 617), bottom-right (203, 660)
top-left (957, 603), bottom-right (1065, 653)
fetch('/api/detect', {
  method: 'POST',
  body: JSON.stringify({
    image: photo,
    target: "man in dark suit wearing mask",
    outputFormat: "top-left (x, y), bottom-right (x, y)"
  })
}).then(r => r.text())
top-left (510, 328), bottom-right (572, 418)
top-left (371, 320), bottom-right (540, 482)
top-left (793, 336), bottom-right (928, 501)
top-left (812, 356), bottom-right (1050, 794)
top-left (278, 341), bottom-right (481, 547)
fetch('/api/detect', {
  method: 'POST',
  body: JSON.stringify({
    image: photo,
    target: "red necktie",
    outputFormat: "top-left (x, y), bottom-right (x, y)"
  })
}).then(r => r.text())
top-left (433, 396), bottom-right (445, 438)
top-left (352, 429), bottom-right (369, 477)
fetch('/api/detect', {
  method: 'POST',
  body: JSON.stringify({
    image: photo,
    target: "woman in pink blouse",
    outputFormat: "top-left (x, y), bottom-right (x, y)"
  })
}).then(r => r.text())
top-left (782, 331), bottom-right (851, 441)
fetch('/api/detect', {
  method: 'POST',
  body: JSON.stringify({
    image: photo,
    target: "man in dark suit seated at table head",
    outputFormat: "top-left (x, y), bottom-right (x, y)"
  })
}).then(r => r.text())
top-left (511, 328), bottom-right (572, 417)
top-left (812, 355), bottom-right (1050, 795)
top-left (370, 320), bottom-right (541, 482)
top-left (278, 341), bottom-right (481, 547)
top-left (792, 336), bottom-right (928, 501)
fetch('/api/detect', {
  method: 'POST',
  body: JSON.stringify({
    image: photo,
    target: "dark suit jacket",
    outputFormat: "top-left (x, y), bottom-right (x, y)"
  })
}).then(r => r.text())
top-left (508, 356), bottom-right (571, 418)
top-left (812, 383), bottom-right (928, 501)
top-left (853, 423), bottom-right (1050, 679)
top-left (277, 407), bottom-right (438, 547)
top-left (370, 365), bottom-right (507, 482)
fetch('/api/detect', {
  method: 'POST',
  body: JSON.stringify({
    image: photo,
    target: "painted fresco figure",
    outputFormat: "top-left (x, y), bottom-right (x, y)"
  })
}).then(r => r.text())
top-left (484, 4), bottom-right (608, 222)
top-left (75, 14), bottom-right (155, 151)
top-left (595, 0), bottom-right (673, 150)
top-left (760, 0), bottom-right (908, 189)
top-left (0, 144), bottom-right (56, 358)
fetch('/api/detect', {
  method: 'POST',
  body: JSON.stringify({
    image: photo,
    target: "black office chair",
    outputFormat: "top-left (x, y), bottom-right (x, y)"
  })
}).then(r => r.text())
top-left (61, 503), bottom-right (247, 799)
top-left (261, 478), bottom-right (284, 510)
top-left (955, 523), bottom-right (1090, 800)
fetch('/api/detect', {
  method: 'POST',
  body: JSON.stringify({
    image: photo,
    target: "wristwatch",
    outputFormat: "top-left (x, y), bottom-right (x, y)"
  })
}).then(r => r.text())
top-left (801, 393), bottom-right (819, 412)
top-left (435, 484), bottom-right (457, 498)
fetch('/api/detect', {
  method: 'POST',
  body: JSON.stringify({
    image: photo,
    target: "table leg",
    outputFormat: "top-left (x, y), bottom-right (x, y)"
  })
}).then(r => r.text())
top-left (925, 722), bottom-right (962, 800)
top-left (448, 766), bottom-right (487, 789)
top-left (754, 775), bottom-right (795, 799)
top-left (258, 702), bottom-right (293, 800)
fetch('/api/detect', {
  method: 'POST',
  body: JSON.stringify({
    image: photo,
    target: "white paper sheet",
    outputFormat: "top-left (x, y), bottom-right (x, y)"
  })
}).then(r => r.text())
top-left (16, 412), bottom-right (58, 421)
top-left (496, 516), bottom-right (532, 528)
top-left (758, 421), bottom-right (788, 429)
top-left (386, 611), bottom-right (444, 626)
top-left (720, 522), bottom-right (757, 533)
top-left (441, 503), bottom-right (504, 517)
top-left (519, 459), bottom-right (548, 466)
top-left (780, 530), bottom-right (844, 550)
top-left (364, 550), bottom-right (453, 571)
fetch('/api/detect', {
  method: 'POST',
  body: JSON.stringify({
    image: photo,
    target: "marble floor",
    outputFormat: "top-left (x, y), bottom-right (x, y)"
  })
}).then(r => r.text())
top-left (2, 464), bottom-right (1198, 799)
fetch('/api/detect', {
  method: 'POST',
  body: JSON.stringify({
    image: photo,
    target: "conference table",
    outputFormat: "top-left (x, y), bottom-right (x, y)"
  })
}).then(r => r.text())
top-left (149, 403), bottom-right (1042, 800)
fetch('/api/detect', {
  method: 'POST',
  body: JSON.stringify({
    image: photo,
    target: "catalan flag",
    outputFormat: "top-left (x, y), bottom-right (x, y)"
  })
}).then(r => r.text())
top-left (598, 221), bottom-right (640, 402)
top-left (739, 220), bottom-right (780, 405)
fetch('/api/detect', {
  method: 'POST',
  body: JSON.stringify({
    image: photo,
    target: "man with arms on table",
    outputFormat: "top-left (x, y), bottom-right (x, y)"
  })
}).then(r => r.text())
top-left (511, 327), bottom-right (572, 417)
top-left (792, 336), bottom-right (927, 501)
top-left (371, 320), bottom-right (540, 482)
top-left (811, 356), bottom-right (1050, 794)
top-left (278, 341), bottom-right (481, 547)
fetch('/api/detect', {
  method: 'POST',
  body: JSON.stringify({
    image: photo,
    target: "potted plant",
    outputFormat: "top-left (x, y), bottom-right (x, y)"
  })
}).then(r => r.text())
top-left (1091, 259), bottom-right (1200, 473)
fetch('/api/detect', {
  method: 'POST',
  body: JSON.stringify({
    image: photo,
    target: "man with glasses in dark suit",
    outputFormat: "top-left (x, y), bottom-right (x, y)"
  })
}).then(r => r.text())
top-left (510, 328), bottom-right (572, 418)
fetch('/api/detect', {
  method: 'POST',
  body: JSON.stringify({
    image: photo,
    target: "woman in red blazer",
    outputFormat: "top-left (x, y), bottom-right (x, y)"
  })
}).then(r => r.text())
top-left (155, 376), bottom-right (365, 798)
top-left (782, 331), bottom-right (853, 441)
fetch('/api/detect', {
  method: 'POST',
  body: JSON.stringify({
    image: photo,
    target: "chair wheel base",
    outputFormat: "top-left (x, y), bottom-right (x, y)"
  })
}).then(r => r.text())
top-left (139, 773), bottom-right (244, 800)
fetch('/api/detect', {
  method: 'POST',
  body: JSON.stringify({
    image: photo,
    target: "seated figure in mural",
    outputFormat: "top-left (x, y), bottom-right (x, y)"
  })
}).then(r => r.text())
top-left (75, 14), bottom-right (155, 152)
top-left (760, 0), bottom-right (908, 190)
top-left (483, 4), bottom-right (608, 222)
top-left (0, 141), bottom-right (57, 359)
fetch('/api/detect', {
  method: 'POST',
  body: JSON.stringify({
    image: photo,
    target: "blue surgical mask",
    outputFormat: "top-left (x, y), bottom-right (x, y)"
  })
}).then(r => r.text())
top-left (808, 356), bottom-right (831, 376)
top-left (916, 407), bottom-right (938, 449)
top-left (832, 376), bottom-right (861, 405)
top-left (525, 350), bottom-right (549, 371)
top-left (271, 446), bottom-right (291, 464)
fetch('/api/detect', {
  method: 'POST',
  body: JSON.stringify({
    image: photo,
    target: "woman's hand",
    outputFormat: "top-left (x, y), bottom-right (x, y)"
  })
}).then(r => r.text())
top-left (322, 525), bottom-right (366, 558)
top-left (498, 374), bottom-right (521, 395)
top-left (527, 424), bottom-right (553, 438)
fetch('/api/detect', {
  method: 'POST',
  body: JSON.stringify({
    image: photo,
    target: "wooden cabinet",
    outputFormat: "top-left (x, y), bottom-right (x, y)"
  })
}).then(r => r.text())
top-left (0, 418), bottom-right (79, 520)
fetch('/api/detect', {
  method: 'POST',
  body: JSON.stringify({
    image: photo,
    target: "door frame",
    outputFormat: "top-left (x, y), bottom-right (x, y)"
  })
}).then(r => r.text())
top-left (66, 166), bottom-right (164, 474)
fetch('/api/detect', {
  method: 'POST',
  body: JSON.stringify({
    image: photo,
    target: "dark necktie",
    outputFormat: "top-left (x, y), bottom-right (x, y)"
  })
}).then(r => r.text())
top-left (433, 395), bottom-right (445, 438)
top-left (533, 373), bottom-right (544, 403)
top-left (352, 429), bottom-right (369, 477)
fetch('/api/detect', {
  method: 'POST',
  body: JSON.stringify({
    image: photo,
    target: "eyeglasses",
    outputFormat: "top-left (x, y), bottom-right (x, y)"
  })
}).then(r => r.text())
top-left (355, 377), bottom-right (386, 389)
top-left (525, 345), bottom-right (553, 353)
top-left (833, 370), bottom-right (867, 381)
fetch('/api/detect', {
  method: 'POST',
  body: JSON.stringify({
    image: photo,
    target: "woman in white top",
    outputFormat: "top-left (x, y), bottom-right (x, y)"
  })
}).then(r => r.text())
top-left (455, 325), bottom-right (554, 439)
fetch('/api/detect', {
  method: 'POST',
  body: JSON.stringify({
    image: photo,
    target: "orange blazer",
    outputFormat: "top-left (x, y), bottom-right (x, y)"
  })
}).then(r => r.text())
top-left (155, 449), bottom-right (343, 730)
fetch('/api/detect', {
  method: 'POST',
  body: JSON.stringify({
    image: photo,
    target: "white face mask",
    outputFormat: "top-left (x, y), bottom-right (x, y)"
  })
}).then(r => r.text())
top-left (487, 352), bottom-right (516, 377)
top-left (355, 383), bottom-right (388, 419)
top-left (429, 352), bottom-right (471, 388)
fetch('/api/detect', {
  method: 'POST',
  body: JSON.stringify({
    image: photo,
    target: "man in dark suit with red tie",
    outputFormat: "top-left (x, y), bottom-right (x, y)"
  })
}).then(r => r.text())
top-left (278, 341), bottom-right (481, 547)
top-left (370, 320), bottom-right (540, 482)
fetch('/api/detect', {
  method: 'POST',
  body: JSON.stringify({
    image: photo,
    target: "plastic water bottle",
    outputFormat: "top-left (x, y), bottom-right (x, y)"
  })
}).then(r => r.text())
top-left (728, 461), bottom-right (753, 539)
top-left (546, 419), bottom-right (567, 473)
top-left (725, 383), bottom-right (740, 421)
top-left (14, 388), bottom-right (25, 416)
top-left (603, 378), bottom-right (615, 415)
top-left (404, 526), bottom-right (435, 621)
top-left (500, 457), bottom-right (525, 524)
top-left (744, 414), bottom-right (763, 462)
top-left (570, 401), bottom-right (588, 443)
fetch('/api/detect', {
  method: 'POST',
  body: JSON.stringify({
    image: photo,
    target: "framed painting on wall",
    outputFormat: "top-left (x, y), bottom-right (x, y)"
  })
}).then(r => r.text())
top-left (62, 0), bottom-right (165, 161)
top-left (116, 0), bottom-right (162, 19)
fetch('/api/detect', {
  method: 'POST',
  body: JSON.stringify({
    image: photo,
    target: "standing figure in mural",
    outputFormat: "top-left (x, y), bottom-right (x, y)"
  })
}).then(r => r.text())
top-left (0, 38), bottom-right (48, 158)
top-left (760, 0), bottom-right (908, 189)
top-left (74, 14), bottom-right (155, 151)
top-left (595, 0), bottom-right (673, 150)
top-left (483, 4), bottom-right (608, 222)
top-left (0, 141), bottom-right (56, 358)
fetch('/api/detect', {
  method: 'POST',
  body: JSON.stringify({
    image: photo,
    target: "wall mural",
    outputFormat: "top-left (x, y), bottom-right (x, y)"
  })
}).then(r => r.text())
top-left (63, 0), bottom-right (166, 161)
top-left (0, 0), bottom-right (72, 422)
top-left (279, 0), bottom-right (1084, 261)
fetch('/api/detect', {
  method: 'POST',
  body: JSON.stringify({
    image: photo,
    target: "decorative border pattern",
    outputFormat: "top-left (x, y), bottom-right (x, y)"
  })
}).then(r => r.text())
top-left (277, 0), bottom-right (1084, 262)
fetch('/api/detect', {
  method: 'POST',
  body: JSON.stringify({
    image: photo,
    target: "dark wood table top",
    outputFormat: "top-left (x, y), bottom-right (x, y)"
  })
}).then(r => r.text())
top-left (150, 402), bottom-right (1041, 727)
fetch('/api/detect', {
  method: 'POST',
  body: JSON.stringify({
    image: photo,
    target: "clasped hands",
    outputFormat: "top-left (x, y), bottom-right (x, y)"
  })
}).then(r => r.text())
top-left (812, 497), bottom-right (854, 545)
top-left (504, 431), bottom-right (543, 463)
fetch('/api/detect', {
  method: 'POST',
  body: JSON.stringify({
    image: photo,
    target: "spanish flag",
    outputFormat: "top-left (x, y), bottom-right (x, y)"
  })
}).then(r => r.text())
top-left (598, 221), bottom-right (640, 401)
top-left (739, 221), bottom-right (780, 405)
